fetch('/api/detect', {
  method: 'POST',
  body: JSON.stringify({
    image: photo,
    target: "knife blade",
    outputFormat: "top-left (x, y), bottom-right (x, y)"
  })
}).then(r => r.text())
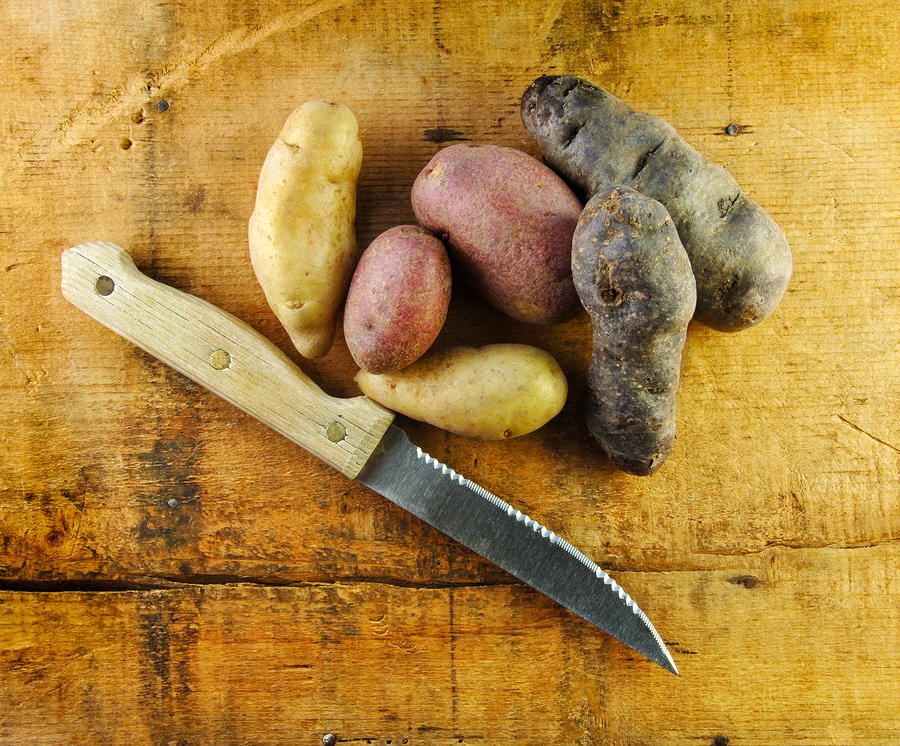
top-left (60, 241), bottom-right (677, 675)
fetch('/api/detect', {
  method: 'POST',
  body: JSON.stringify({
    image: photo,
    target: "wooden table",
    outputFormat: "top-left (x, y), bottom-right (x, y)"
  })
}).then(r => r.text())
top-left (2, 1), bottom-right (898, 743)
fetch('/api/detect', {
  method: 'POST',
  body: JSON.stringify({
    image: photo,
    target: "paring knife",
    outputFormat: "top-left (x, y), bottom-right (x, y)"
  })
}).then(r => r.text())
top-left (61, 241), bottom-right (678, 675)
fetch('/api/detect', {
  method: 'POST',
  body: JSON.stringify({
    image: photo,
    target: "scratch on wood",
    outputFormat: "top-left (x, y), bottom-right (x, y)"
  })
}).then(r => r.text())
top-left (836, 414), bottom-right (900, 453)
top-left (449, 587), bottom-right (459, 736)
top-left (368, 614), bottom-right (389, 635)
top-left (536, 0), bottom-right (566, 41)
top-left (692, 535), bottom-right (900, 559)
top-left (23, 367), bottom-right (48, 395)
top-left (785, 123), bottom-right (856, 163)
top-left (32, 0), bottom-right (359, 155)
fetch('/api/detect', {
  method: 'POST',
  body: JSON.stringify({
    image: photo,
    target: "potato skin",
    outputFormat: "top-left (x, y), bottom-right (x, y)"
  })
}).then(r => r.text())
top-left (356, 343), bottom-right (567, 440)
top-left (410, 144), bottom-right (582, 325)
top-left (343, 225), bottom-right (452, 374)
top-left (249, 100), bottom-right (362, 358)
top-left (521, 75), bottom-right (791, 333)
top-left (573, 186), bottom-right (696, 476)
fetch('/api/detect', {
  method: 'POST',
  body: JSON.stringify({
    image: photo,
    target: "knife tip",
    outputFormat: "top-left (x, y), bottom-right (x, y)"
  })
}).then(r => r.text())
top-left (654, 643), bottom-right (679, 675)
top-left (663, 655), bottom-right (680, 676)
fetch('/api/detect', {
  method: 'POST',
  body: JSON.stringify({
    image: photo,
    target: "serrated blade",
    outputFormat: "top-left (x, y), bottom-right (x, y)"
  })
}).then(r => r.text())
top-left (358, 425), bottom-right (678, 675)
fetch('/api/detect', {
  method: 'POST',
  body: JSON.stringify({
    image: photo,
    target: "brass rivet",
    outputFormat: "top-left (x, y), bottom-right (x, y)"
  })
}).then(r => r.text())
top-left (325, 422), bottom-right (347, 443)
top-left (210, 349), bottom-right (231, 370)
top-left (95, 276), bottom-right (115, 296)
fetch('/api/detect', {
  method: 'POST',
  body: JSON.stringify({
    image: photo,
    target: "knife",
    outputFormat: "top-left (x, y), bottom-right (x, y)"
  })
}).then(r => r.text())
top-left (60, 241), bottom-right (678, 675)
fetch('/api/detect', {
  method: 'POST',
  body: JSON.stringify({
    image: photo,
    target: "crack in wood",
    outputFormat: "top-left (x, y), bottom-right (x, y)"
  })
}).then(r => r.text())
top-left (0, 574), bottom-right (518, 594)
top-left (25, 0), bottom-right (359, 156)
top-left (5, 537), bottom-right (899, 595)
top-left (836, 414), bottom-right (900, 453)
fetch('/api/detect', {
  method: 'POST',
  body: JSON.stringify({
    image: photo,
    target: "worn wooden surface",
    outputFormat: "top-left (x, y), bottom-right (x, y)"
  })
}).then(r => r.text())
top-left (2, 1), bottom-right (899, 744)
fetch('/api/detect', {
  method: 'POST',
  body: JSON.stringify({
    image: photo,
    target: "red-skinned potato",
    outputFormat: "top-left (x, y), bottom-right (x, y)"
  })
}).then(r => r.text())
top-left (411, 143), bottom-right (582, 325)
top-left (343, 225), bottom-right (452, 374)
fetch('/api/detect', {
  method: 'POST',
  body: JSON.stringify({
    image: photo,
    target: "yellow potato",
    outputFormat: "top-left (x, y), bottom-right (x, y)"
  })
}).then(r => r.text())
top-left (249, 100), bottom-right (362, 358)
top-left (356, 344), bottom-right (568, 440)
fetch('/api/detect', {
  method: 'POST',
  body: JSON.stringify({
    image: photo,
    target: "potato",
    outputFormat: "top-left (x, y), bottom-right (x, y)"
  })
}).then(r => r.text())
top-left (572, 186), bottom-right (696, 476)
top-left (356, 344), bottom-right (567, 440)
top-left (521, 75), bottom-right (791, 333)
top-left (343, 225), bottom-right (452, 374)
top-left (410, 143), bottom-right (582, 325)
top-left (249, 100), bottom-right (362, 358)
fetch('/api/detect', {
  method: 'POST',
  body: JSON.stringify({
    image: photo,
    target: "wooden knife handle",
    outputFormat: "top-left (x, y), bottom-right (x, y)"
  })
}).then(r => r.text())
top-left (61, 241), bottom-right (395, 479)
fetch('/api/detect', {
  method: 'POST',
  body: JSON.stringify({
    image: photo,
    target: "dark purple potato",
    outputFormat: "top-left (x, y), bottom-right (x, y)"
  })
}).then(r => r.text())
top-left (572, 186), bottom-right (696, 475)
top-left (522, 75), bottom-right (791, 333)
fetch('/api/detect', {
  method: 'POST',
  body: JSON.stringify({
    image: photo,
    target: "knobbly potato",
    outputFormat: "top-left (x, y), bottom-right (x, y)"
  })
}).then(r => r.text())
top-left (249, 100), bottom-right (362, 358)
top-left (356, 343), bottom-right (567, 440)
top-left (521, 75), bottom-right (791, 333)
top-left (572, 186), bottom-right (696, 476)
top-left (410, 143), bottom-right (582, 325)
top-left (343, 225), bottom-right (452, 374)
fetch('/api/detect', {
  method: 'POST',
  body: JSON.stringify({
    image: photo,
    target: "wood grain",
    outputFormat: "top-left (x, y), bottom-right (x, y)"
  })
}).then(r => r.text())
top-left (2, 0), bottom-right (900, 743)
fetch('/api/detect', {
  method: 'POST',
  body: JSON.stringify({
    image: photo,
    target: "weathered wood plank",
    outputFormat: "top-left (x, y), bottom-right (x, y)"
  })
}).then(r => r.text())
top-left (2, 544), bottom-right (899, 745)
top-left (3, 0), bottom-right (898, 579)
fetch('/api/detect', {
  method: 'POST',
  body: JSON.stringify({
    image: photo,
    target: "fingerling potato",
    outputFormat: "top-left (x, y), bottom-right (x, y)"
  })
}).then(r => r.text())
top-left (356, 343), bottom-right (567, 440)
top-left (249, 100), bottom-right (362, 358)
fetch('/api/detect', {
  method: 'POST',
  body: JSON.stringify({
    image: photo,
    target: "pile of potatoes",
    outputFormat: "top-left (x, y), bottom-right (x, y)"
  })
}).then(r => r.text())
top-left (248, 76), bottom-right (791, 475)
